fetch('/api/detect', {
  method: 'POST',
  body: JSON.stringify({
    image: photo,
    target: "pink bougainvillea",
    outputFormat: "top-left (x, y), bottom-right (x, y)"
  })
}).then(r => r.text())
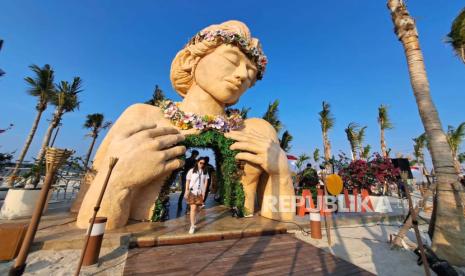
top-left (337, 153), bottom-right (400, 192)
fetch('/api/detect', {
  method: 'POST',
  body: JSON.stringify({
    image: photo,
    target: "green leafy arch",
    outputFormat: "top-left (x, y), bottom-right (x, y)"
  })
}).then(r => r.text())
top-left (152, 130), bottom-right (245, 221)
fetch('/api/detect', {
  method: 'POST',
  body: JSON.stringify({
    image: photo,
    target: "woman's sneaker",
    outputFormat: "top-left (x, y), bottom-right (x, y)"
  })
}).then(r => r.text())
top-left (188, 225), bottom-right (196, 234)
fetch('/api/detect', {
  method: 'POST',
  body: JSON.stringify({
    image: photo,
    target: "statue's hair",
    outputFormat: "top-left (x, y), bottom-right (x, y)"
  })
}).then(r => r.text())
top-left (170, 20), bottom-right (259, 97)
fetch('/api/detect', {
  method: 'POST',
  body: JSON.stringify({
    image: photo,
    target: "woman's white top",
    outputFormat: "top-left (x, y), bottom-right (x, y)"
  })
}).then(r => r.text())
top-left (186, 168), bottom-right (209, 195)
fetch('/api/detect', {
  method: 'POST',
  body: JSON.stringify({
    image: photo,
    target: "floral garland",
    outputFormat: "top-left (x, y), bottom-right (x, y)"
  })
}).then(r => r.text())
top-left (160, 100), bottom-right (244, 132)
top-left (188, 29), bottom-right (268, 80)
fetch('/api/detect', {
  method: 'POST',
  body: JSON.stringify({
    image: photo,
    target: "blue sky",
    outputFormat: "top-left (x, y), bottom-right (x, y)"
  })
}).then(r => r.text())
top-left (0, 0), bottom-right (464, 164)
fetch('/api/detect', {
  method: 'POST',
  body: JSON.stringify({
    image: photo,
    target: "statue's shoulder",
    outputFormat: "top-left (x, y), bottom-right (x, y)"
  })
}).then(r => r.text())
top-left (242, 117), bottom-right (278, 141)
top-left (120, 103), bottom-right (164, 121)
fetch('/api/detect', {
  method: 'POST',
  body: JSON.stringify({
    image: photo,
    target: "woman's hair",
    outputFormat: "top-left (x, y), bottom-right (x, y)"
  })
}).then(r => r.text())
top-left (193, 157), bottom-right (207, 174)
top-left (170, 20), bottom-right (259, 100)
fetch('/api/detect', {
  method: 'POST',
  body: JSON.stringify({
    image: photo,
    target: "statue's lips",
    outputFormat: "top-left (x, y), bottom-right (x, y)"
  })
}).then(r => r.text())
top-left (224, 80), bottom-right (240, 90)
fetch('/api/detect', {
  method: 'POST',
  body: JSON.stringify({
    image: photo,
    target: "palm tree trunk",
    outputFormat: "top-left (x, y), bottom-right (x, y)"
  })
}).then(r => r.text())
top-left (322, 132), bottom-right (331, 170)
top-left (32, 110), bottom-right (62, 186)
top-left (49, 126), bottom-right (60, 147)
top-left (36, 110), bottom-right (61, 164)
top-left (453, 155), bottom-right (461, 174)
top-left (380, 128), bottom-right (387, 157)
top-left (84, 134), bottom-right (97, 170)
top-left (7, 109), bottom-right (44, 187)
top-left (388, 0), bottom-right (465, 265)
top-left (350, 144), bottom-right (356, 160)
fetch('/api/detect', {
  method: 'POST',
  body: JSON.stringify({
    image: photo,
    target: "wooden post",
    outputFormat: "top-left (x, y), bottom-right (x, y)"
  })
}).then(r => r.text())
top-left (9, 148), bottom-right (72, 276)
top-left (74, 157), bottom-right (118, 276)
top-left (320, 171), bottom-right (332, 247)
top-left (402, 172), bottom-right (431, 276)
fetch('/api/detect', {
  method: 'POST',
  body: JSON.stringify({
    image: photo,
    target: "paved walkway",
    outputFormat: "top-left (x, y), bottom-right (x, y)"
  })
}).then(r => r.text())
top-left (123, 234), bottom-right (373, 275)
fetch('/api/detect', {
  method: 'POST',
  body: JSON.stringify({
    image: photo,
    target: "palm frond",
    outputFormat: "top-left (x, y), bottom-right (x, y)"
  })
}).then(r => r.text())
top-left (296, 153), bottom-right (310, 171)
top-left (240, 107), bottom-right (251, 119)
top-left (84, 113), bottom-right (111, 137)
top-left (446, 8), bottom-right (465, 64)
top-left (345, 122), bottom-right (358, 143)
top-left (378, 104), bottom-right (393, 130)
top-left (345, 122), bottom-right (358, 156)
top-left (361, 145), bottom-right (371, 159)
top-left (319, 101), bottom-right (335, 132)
top-left (84, 113), bottom-right (104, 129)
top-left (24, 64), bottom-right (55, 110)
top-left (279, 130), bottom-right (293, 152)
top-left (145, 85), bottom-right (166, 106)
top-left (447, 122), bottom-right (465, 154)
top-left (412, 133), bottom-right (427, 161)
top-left (458, 152), bottom-right (465, 163)
top-left (356, 126), bottom-right (367, 148)
top-left (53, 77), bottom-right (83, 112)
top-left (262, 100), bottom-right (282, 132)
top-left (313, 148), bottom-right (320, 163)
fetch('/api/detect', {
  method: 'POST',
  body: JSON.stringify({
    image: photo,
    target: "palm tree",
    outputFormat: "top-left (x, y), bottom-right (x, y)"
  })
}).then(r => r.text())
top-left (83, 113), bottom-right (112, 170)
top-left (378, 104), bottom-right (393, 157)
top-left (388, 0), bottom-right (465, 264)
top-left (7, 64), bottom-right (55, 187)
top-left (446, 8), bottom-right (465, 64)
top-left (296, 153), bottom-right (310, 173)
top-left (345, 123), bottom-right (367, 160)
top-left (145, 85), bottom-right (166, 106)
top-left (279, 130), bottom-right (293, 152)
top-left (262, 100), bottom-right (282, 133)
top-left (35, 77), bottom-right (82, 169)
top-left (446, 122), bottom-right (465, 173)
top-left (319, 101), bottom-right (335, 168)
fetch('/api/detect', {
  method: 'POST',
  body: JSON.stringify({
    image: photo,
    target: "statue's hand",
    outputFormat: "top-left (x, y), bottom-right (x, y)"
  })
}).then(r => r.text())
top-left (225, 130), bottom-right (289, 176)
top-left (107, 123), bottom-right (186, 188)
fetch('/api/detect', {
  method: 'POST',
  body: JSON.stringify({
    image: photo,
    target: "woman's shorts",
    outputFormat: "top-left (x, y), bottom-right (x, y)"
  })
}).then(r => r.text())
top-left (187, 193), bottom-right (204, 205)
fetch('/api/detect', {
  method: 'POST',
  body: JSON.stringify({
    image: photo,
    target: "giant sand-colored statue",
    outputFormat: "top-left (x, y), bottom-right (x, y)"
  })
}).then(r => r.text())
top-left (76, 20), bottom-right (295, 230)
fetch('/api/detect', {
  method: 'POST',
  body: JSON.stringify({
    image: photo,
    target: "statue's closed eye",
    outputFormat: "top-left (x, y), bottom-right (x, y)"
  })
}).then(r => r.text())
top-left (222, 52), bottom-right (240, 66)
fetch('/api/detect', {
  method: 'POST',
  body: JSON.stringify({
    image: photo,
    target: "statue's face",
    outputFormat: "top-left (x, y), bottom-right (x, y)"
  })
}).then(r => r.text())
top-left (194, 44), bottom-right (258, 105)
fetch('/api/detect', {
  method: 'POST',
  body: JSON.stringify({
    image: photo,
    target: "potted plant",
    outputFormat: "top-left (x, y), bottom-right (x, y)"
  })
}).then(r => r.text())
top-left (0, 161), bottom-right (52, 219)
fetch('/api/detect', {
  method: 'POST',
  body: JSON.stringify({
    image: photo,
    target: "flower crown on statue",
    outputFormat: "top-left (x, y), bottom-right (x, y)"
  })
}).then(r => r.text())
top-left (160, 100), bottom-right (244, 132)
top-left (188, 29), bottom-right (268, 80)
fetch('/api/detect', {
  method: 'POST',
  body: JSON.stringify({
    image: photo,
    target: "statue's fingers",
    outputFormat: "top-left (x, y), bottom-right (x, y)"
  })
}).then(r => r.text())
top-left (165, 158), bottom-right (185, 171)
top-left (248, 129), bottom-right (270, 141)
top-left (155, 134), bottom-right (185, 150)
top-left (224, 131), bottom-right (250, 142)
top-left (124, 122), bottom-right (157, 137)
top-left (230, 142), bottom-right (263, 154)
top-left (131, 127), bottom-right (179, 142)
top-left (146, 127), bottom-right (179, 138)
top-left (162, 145), bottom-right (187, 160)
top-left (235, 152), bottom-right (262, 166)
